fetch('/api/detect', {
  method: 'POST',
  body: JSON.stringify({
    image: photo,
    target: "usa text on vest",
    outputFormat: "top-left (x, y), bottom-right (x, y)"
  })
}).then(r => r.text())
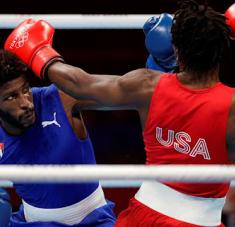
top-left (156, 127), bottom-right (211, 160)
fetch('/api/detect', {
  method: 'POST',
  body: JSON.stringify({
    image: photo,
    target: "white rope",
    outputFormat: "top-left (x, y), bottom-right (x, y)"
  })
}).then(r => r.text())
top-left (0, 164), bottom-right (234, 183)
top-left (2, 180), bottom-right (235, 188)
top-left (0, 180), bottom-right (142, 188)
top-left (0, 14), bottom-right (158, 29)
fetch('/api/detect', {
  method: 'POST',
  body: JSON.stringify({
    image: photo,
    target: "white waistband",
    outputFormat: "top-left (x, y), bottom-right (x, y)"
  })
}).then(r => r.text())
top-left (134, 181), bottom-right (225, 226)
top-left (23, 184), bottom-right (107, 225)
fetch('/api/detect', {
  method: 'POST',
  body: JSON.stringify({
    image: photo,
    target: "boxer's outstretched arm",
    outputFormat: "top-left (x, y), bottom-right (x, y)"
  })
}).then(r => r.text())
top-left (49, 62), bottom-right (160, 110)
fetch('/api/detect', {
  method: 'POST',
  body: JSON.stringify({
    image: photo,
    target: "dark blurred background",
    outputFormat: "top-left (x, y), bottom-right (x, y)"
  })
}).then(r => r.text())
top-left (0, 0), bottom-right (235, 218)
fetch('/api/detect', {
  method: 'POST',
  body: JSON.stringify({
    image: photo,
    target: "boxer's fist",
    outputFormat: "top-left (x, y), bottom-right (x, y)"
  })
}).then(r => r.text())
top-left (225, 3), bottom-right (235, 39)
top-left (145, 55), bottom-right (167, 71)
top-left (4, 19), bottom-right (63, 78)
top-left (143, 13), bottom-right (177, 72)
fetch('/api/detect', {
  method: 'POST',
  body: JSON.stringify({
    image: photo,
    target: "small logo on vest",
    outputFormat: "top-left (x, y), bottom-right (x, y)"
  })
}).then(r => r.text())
top-left (42, 112), bottom-right (61, 128)
top-left (0, 143), bottom-right (4, 159)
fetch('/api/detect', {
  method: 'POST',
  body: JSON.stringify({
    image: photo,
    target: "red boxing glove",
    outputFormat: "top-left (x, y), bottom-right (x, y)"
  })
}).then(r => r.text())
top-left (225, 3), bottom-right (235, 39)
top-left (4, 19), bottom-right (63, 79)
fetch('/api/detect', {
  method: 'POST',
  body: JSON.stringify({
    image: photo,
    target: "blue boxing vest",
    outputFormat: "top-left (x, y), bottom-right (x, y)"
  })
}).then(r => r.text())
top-left (0, 85), bottom-right (99, 208)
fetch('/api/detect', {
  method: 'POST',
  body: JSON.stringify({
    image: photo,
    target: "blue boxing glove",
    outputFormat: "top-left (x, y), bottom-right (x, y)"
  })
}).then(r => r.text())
top-left (0, 188), bottom-right (12, 227)
top-left (143, 13), bottom-right (178, 72)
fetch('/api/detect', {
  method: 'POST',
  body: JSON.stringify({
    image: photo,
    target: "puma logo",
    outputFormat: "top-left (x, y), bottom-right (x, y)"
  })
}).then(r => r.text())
top-left (42, 112), bottom-right (61, 128)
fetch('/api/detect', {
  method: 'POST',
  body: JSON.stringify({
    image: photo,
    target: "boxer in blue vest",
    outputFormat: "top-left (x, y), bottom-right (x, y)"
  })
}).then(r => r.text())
top-left (0, 50), bottom-right (116, 226)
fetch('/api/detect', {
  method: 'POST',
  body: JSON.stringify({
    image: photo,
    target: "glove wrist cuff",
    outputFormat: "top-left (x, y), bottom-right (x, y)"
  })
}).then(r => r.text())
top-left (31, 46), bottom-right (64, 79)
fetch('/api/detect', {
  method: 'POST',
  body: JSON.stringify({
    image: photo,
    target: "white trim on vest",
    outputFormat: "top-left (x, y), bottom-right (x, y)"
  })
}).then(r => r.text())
top-left (23, 184), bottom-right (106, 225)
top-left (135, 181), bottom-right (225, 226)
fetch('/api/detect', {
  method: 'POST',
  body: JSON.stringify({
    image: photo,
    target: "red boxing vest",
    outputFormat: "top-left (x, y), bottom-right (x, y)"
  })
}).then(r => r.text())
top-left (143, 73), bottom-right (234, 198)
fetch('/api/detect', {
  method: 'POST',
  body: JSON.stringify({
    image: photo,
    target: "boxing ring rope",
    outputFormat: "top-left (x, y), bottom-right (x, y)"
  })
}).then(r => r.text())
top-left (0, 14), bottom-right (158, 29)
top-left (0, 165), bottom-right (235, 187)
